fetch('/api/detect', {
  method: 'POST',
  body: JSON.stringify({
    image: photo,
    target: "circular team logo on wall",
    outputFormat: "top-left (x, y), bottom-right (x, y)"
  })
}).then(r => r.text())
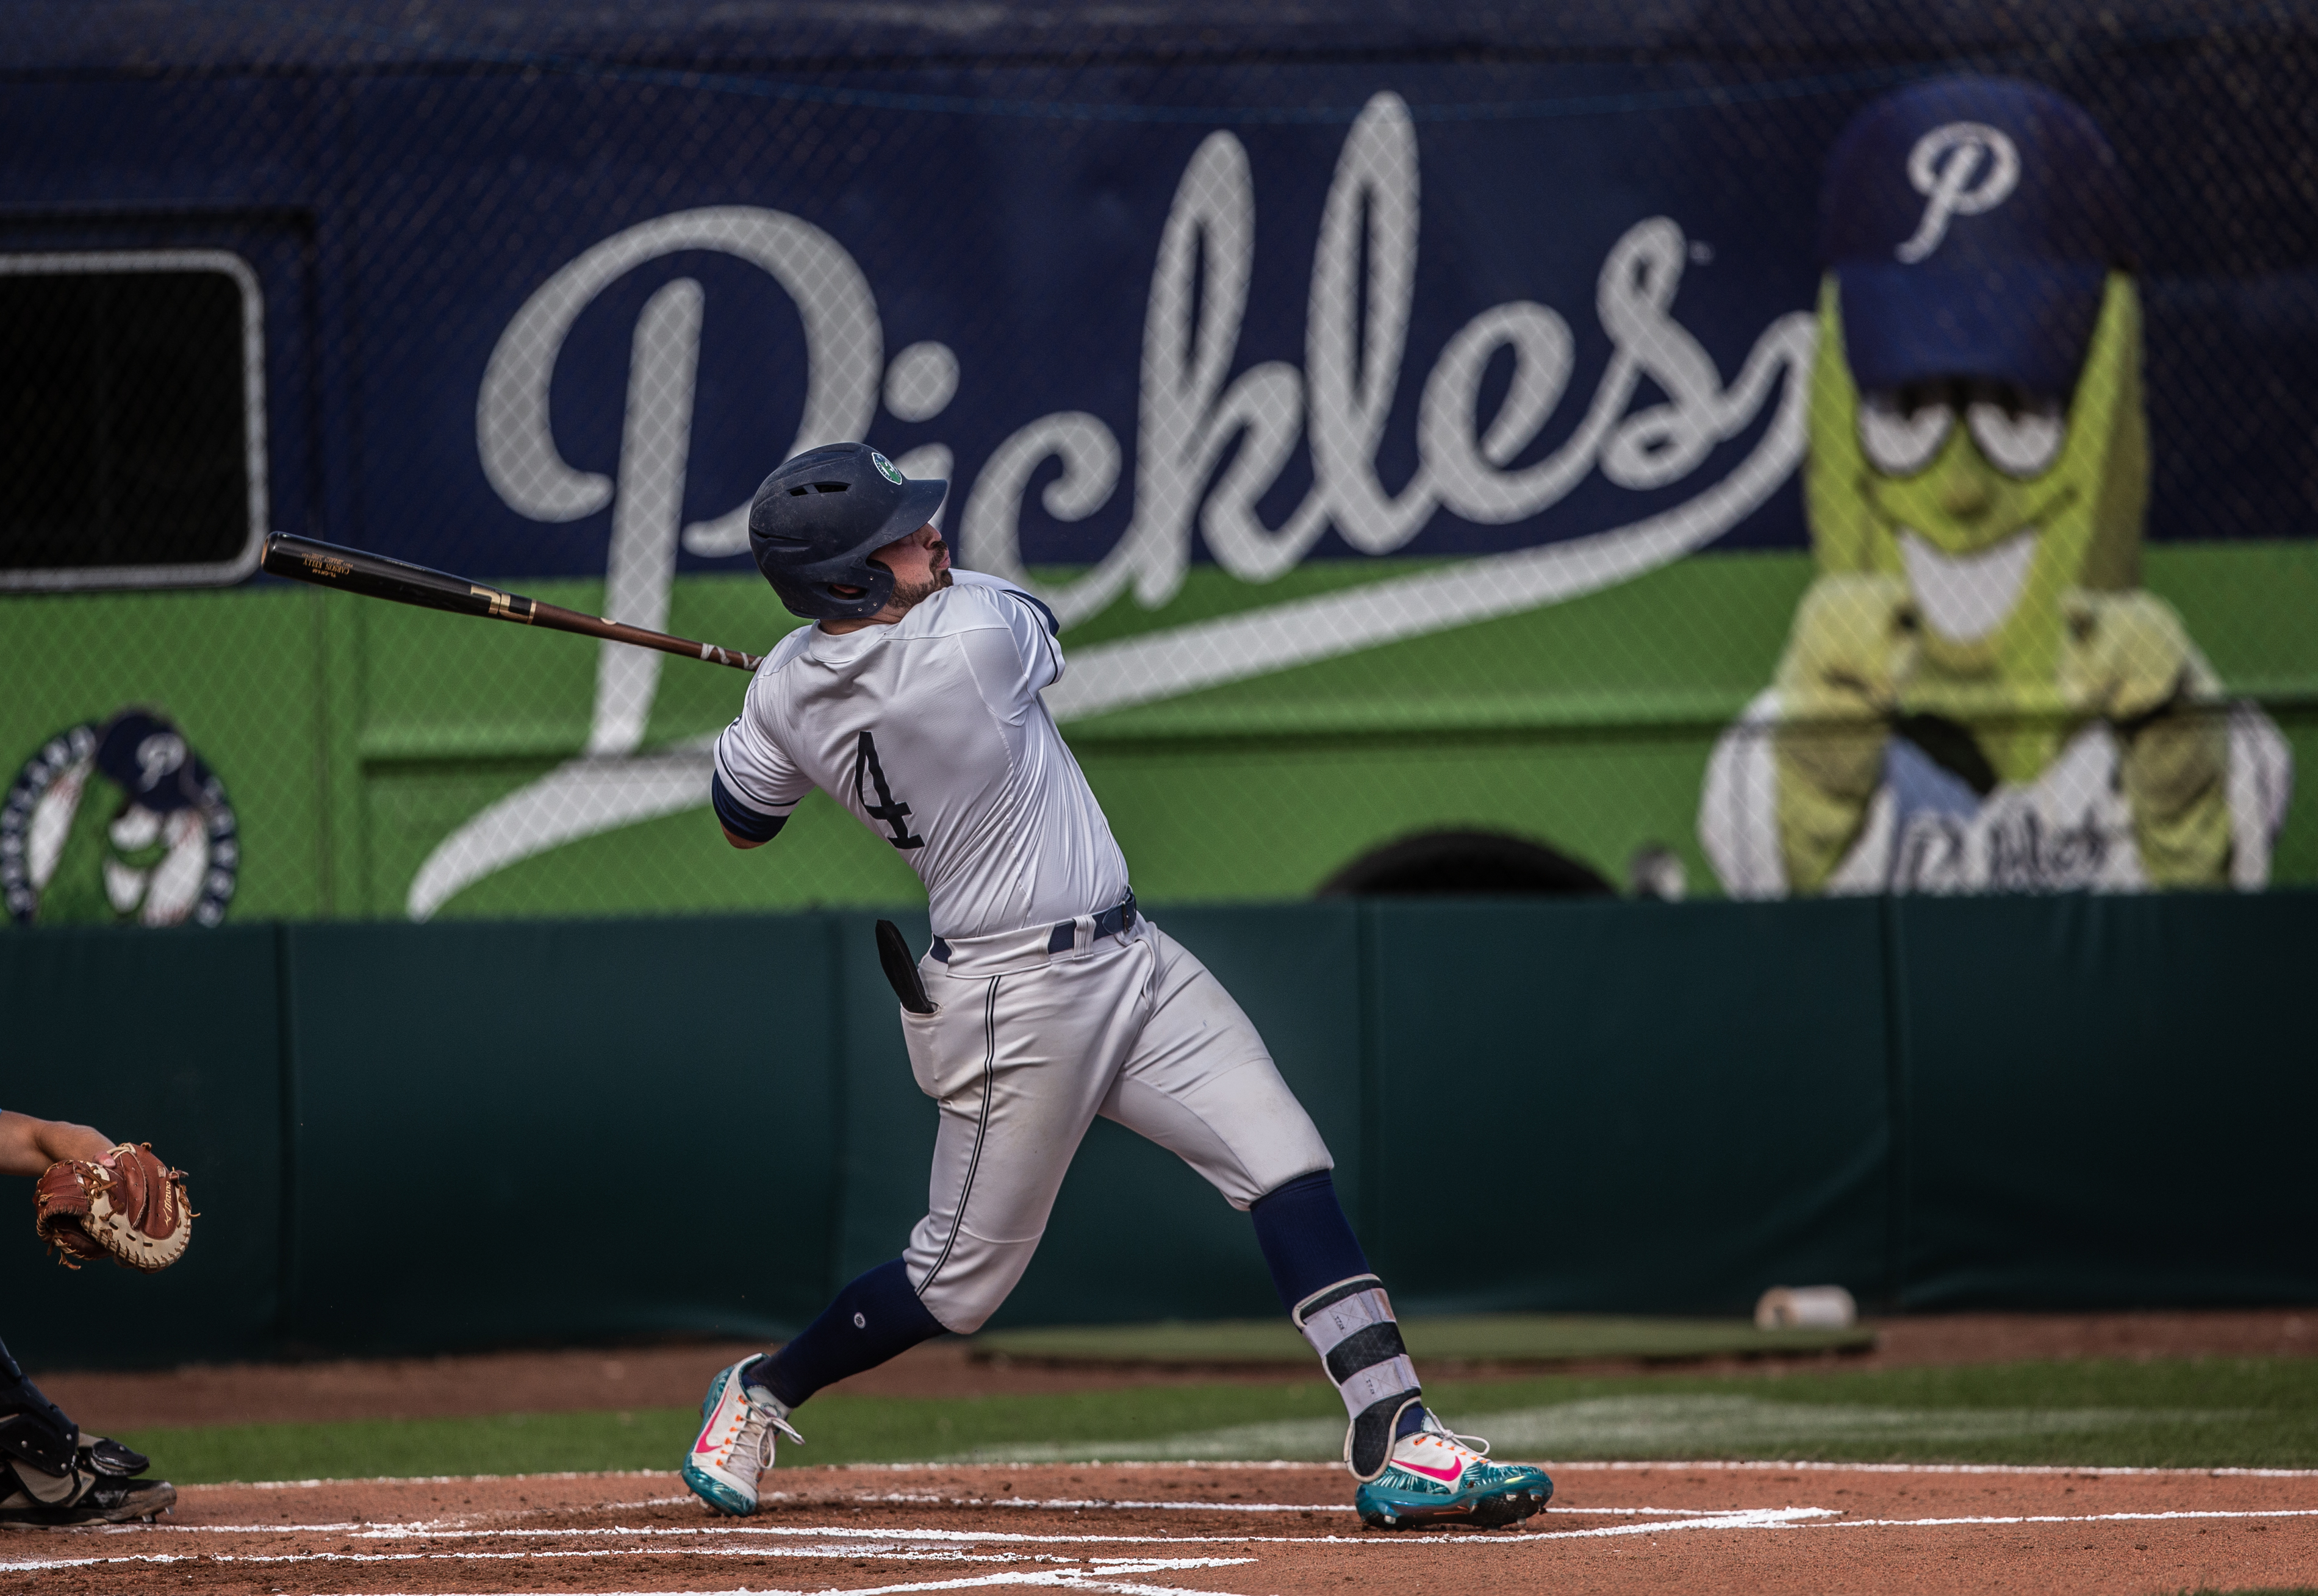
top-left (1, 709), bottom-right (239, 928)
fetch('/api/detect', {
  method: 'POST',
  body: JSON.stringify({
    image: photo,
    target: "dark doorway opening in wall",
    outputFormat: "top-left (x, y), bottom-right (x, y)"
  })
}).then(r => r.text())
top-left (1316, 829), bottom-right (1615, 898)
top-left (0, 265), bottom-right (255, 579)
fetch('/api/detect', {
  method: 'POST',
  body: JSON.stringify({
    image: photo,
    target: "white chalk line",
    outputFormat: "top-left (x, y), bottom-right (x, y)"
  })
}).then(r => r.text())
top-left (0, 1561), bottom-right (1265, 1596)
top-left (1815, 1508), bottom-right (2318, 1530)
top-left (886, 1496), bottom-right (1356, 1513)
top-left (14, 1506), bottom-right (2318, 1589)
top-left (0, 1548), bottom-right (1258, 1568)
top-left (306, 1587), bottom-right (1233, 1596)
top-left (303, 1584), bottom-right (1241, 1596)
top-left (863, 1495), bottom-right (1775, 1517)
top-left (835, 1461), bottom-right (1334, 1472)
top-left (0, 1548), bottom-right (1053, 1570)
top-left (322, 1576), bottom-right (1246, 1596)
top-left (18, 1501), bottom-right (2318, 1561)
top-left (0, 1549), bottom-right (1263, 1596)
top-left (794, 1492), bottom-right (1712, 1515)
top-left (1545, 1459), bottom-right (2318, 1479)
top-left (223, 1467), bottom-right (681, 1489)
top-left (836, 1494), bottom-right (1351, 1514)
top-left (0, 1512), bottom-right (1828, 1576)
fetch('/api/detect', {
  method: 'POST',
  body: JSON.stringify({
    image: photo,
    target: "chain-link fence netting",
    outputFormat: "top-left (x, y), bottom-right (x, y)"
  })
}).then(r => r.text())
top-left (1, 2), bottom-right (2313, 926)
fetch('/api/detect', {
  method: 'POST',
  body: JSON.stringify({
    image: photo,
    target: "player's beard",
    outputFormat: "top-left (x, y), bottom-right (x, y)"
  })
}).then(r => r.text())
top-left (886, 568), bottom-right (953, 615)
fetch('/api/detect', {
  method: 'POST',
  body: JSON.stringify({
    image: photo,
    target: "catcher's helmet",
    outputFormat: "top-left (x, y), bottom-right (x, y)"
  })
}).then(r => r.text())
top-left (747, 442), bottom-right (949, 620)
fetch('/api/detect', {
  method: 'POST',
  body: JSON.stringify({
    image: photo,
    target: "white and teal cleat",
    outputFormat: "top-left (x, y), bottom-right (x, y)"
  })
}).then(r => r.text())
top-left (681, 1358), bottom-right (803, 1516)
top-left (1354, 1417), bottom-right (1552, 1530)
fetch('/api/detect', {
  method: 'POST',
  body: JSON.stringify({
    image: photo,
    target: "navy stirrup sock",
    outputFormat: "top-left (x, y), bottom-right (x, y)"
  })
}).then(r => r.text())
top-left (1249, 1170), bottom-right (1370, 1310)
top-left (752, 1259), bottom-right (945, 1411)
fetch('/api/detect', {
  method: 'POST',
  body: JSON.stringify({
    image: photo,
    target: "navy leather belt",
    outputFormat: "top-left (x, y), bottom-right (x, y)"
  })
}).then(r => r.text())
top-left (1058, 890), bottom-right (1139, 952)
top-left (930, 891), bottom-right (1137, 964)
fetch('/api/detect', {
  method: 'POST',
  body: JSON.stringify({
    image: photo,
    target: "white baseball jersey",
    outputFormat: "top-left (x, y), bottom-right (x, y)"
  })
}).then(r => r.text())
top-left (711, 569), bottom-right (1131, 939)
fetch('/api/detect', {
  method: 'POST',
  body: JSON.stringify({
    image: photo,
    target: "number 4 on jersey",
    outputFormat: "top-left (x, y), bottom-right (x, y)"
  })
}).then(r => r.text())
top-left (853, 731), bottom-right (924, 850)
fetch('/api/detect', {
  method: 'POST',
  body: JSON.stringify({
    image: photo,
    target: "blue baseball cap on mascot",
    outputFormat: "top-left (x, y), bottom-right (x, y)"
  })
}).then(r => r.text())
top-left (1821, 76), bottom-right (2134, 397)
top-left (93, 710), bottom-right (201, 813)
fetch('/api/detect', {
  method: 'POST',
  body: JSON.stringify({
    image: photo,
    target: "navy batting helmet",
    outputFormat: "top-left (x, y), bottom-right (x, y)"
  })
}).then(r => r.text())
top-left (747, 443), bottom-right (949, 620)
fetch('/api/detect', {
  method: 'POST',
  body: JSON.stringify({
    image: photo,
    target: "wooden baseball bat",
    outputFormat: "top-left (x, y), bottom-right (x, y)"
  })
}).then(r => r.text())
top-left (260, 534), bottom-right (765, 672)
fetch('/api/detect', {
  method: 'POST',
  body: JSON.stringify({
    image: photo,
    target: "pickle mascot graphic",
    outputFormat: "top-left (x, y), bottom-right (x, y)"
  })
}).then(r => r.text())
top-left (1, 709), bottom-right (238, 928)
top-left (1702, 77), bottom-right (2291, 896)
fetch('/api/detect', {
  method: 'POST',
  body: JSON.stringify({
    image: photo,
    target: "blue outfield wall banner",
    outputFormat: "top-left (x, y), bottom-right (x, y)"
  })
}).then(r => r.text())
top-left (2, 46), bottom-right (2303, 587)
top-left (364, 71), bottom-right (1826, 582)
top-left (1, 892), bottom-right (2313, 1372)
top-left (0, 20), bottom-right (2302, 583)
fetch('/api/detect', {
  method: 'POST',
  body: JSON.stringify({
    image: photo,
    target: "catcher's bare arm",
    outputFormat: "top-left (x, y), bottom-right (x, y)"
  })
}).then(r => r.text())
top-left (262, 534), bottom-right (765, 671)
top-left (0, 1112), bottom-right (112, 1178)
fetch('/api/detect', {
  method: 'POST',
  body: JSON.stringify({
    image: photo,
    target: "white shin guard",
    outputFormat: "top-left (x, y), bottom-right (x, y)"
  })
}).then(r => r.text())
top-left (1293, 1273), bottom-right (1421, 1482)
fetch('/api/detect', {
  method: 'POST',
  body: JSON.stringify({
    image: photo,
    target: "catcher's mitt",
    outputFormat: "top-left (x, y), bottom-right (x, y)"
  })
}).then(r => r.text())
top-left (34, 1143), bottom-right (193, 1272)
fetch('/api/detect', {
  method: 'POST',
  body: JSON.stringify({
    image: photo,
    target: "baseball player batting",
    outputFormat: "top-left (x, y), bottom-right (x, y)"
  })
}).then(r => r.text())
top-left (684, 442), bottom-right (1551, 1531)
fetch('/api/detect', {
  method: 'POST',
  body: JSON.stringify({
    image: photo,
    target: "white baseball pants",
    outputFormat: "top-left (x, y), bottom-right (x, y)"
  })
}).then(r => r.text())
top-left (897, 914), bottom-right (1333, 1333)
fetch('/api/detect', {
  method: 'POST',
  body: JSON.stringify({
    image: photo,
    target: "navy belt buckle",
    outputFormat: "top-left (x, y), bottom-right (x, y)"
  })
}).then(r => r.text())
top-left (1095, 890), bottom-right (1138, 937)
top-left (1050, 891), bottom-right (1137, 954)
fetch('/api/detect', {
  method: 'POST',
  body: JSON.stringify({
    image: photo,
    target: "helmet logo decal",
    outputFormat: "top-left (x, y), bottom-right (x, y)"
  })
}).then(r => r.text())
top-left (870, 450), bottom-right (905, 485)
top-left (1895, 123), bottom-right (2020, 263)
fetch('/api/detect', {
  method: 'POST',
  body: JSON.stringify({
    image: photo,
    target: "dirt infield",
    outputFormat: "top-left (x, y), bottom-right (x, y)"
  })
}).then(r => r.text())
top-left (4, 1459), bottom-right (2315, 1595)
top-left (32, 1308), bottom-right (2318, 1431)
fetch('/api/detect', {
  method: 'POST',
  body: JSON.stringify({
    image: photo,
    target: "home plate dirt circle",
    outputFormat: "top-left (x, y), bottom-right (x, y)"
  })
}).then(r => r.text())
top-left (4, 1461), bottom-right (2315, 1594)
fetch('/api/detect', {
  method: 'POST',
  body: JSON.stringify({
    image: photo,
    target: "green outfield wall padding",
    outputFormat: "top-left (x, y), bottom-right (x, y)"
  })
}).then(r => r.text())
top-left (1892, 892), bottom-right (2318, 1310)
top-left (1363, 899), bottom-right (1895, 1317)
top-left (0, 926), bottom-right (285, 1370)
top-left (2, 892), bottom-right (2314, 1370)
top-left (279, 917), bottom-right (841, 1356)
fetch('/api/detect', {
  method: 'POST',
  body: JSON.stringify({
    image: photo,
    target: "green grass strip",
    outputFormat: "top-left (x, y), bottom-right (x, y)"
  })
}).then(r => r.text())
top-left (111, 1357), bottom-right (2318, 1486)
top-left (111, 1408), bottom-right (697, 1487)
top-left (974, 1314), bottom-right (1872, 1365)
top-left (112, 1383), bottom-right (1344, 1486)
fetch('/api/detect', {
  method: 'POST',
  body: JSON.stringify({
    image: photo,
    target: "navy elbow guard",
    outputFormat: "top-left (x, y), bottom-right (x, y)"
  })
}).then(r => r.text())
top-left (712, 772), bottom-right (786, 843)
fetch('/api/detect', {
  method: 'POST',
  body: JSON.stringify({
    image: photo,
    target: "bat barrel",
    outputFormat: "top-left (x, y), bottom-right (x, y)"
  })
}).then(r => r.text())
top-left (261, 533), bottom-right (762, 671)
top-left (262, 533), bottom-right (537, 624)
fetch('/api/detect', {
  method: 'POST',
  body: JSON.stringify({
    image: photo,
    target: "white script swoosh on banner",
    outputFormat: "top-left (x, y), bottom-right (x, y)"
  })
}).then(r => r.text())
top-left (1043, 338), bottom-right (1811, 721)
top-left (405, 746), bottom-right (719, 922)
